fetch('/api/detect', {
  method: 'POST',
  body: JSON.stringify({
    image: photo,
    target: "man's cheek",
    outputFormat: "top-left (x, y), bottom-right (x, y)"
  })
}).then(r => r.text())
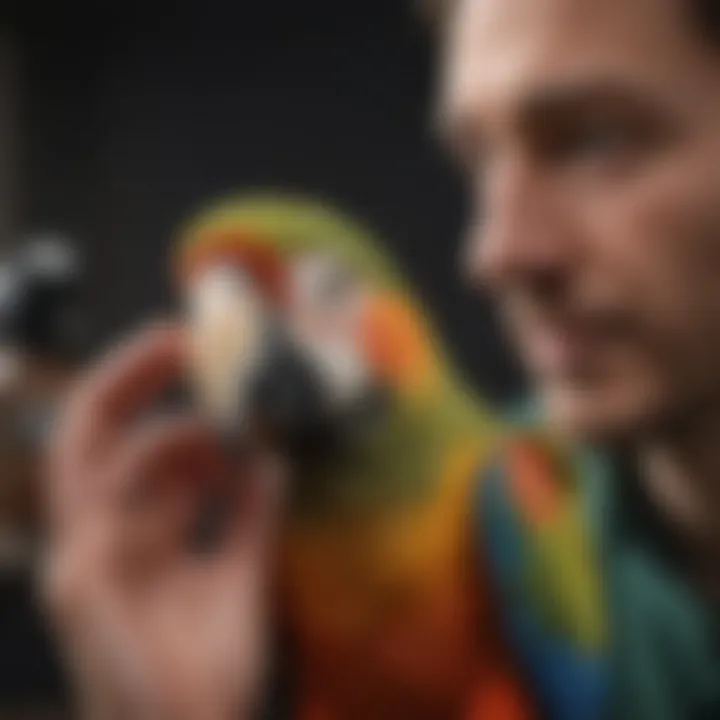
top-left (644, 199), bottom-right (720, 350)
top-left (590, 179), bottom-right (719, 334)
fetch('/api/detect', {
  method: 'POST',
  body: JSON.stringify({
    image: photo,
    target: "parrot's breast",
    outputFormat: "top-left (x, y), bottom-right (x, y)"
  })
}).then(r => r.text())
top-left (279, 443), bottom-right (516, 719)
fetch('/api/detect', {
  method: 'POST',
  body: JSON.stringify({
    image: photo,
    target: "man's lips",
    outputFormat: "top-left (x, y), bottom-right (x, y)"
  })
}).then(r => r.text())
top-left (522, 317), bottom-right (627, 378)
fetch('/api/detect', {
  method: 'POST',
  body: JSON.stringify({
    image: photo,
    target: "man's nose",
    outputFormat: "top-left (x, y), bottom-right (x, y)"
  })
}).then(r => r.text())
top-left (464, 159), bottom-right (573, 291)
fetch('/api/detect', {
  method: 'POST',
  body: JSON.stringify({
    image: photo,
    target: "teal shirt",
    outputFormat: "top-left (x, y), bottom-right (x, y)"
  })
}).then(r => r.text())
top-left (605, 460), bottom-right (720, 719)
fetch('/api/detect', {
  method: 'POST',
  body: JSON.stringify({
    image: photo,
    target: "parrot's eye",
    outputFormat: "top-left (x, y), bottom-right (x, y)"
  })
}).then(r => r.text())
top-left (290, 254), bottom-right (361, 312)
top-left (286, 253), bottom-right (373, 416)
top-left (315, 265), bottom-right (354, 304)
top-left (287, 252), bottom-right (368, 366)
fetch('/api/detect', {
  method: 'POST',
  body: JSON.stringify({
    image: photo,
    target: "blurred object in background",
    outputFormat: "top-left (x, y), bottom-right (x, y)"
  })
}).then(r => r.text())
top-left (0, 235), bottom-right (86, 570)
top-left (0, 28), bottom-right (71, 717)
top-left (0, 234), bottom-right (86, 719)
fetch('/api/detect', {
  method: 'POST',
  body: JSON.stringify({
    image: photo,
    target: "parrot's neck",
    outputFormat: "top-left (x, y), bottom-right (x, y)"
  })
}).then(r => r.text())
top-left (288, 375), bottom-right (497, 519)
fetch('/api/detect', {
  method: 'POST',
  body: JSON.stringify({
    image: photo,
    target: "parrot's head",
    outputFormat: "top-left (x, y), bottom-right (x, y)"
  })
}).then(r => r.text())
top-left (175, 195), bottom-right (486, 502)
top-left (175, 193), bottom-right (457, 468)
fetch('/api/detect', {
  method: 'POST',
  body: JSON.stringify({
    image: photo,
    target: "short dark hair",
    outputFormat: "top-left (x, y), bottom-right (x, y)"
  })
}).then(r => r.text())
top-left (421, 0), bottom-right (720, 46)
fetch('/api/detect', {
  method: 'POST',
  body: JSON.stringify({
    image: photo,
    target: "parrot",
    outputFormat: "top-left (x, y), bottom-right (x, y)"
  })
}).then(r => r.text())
top-left (173, 193), bottom-right (536, 720)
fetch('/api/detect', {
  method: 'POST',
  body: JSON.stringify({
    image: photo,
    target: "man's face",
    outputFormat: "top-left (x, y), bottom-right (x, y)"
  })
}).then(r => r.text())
top-left (439, 0), bottom-right (720, 442)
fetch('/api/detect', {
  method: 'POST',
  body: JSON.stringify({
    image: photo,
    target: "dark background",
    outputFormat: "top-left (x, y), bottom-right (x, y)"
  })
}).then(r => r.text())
top-left (1, 0), bottom-right (523, 709)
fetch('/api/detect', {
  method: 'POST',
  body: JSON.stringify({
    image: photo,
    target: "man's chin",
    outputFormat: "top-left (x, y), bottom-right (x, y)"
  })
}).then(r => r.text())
top-left (538, 381), bottom-right (662, 447)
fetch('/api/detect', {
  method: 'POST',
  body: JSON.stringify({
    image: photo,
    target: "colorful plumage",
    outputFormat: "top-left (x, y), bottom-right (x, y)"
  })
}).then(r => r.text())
top-left (175, 193), bottom-right (535, 719)
top-left (476, 431), bottom-right (609, 720)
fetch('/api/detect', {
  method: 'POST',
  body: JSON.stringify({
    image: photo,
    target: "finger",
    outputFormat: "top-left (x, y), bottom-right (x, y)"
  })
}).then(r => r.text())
top-left (102, 416), bottom-right (229, 571)
top-left (106, 414), bottom-right (225, 507)
top-left (114, 478), bottom-right (200, 576)
top-left (56, 322), bottom-right (184, 469)
top-left (48, 323), bottom-right (185, 523)
top-left (53, 411), bottom-right (222, 535)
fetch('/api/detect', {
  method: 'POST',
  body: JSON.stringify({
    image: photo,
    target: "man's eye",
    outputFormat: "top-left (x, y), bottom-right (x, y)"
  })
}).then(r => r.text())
top-left (574, 125), bottom-right (629, 158)
top-left (545, 121), bottom-right (634, 166)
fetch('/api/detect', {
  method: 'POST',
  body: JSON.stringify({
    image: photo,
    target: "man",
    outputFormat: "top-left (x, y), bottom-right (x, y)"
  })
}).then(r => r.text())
top-left (435, 0), bottom-right (720, 717)
top-left (44, 0), bottom-right (720, 718)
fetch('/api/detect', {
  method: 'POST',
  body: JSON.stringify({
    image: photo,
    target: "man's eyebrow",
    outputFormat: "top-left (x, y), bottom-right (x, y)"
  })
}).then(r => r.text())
top-left (432, 80), bottom-right (661, 150)
top-left (431, 78), bottom-right (668, 167)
